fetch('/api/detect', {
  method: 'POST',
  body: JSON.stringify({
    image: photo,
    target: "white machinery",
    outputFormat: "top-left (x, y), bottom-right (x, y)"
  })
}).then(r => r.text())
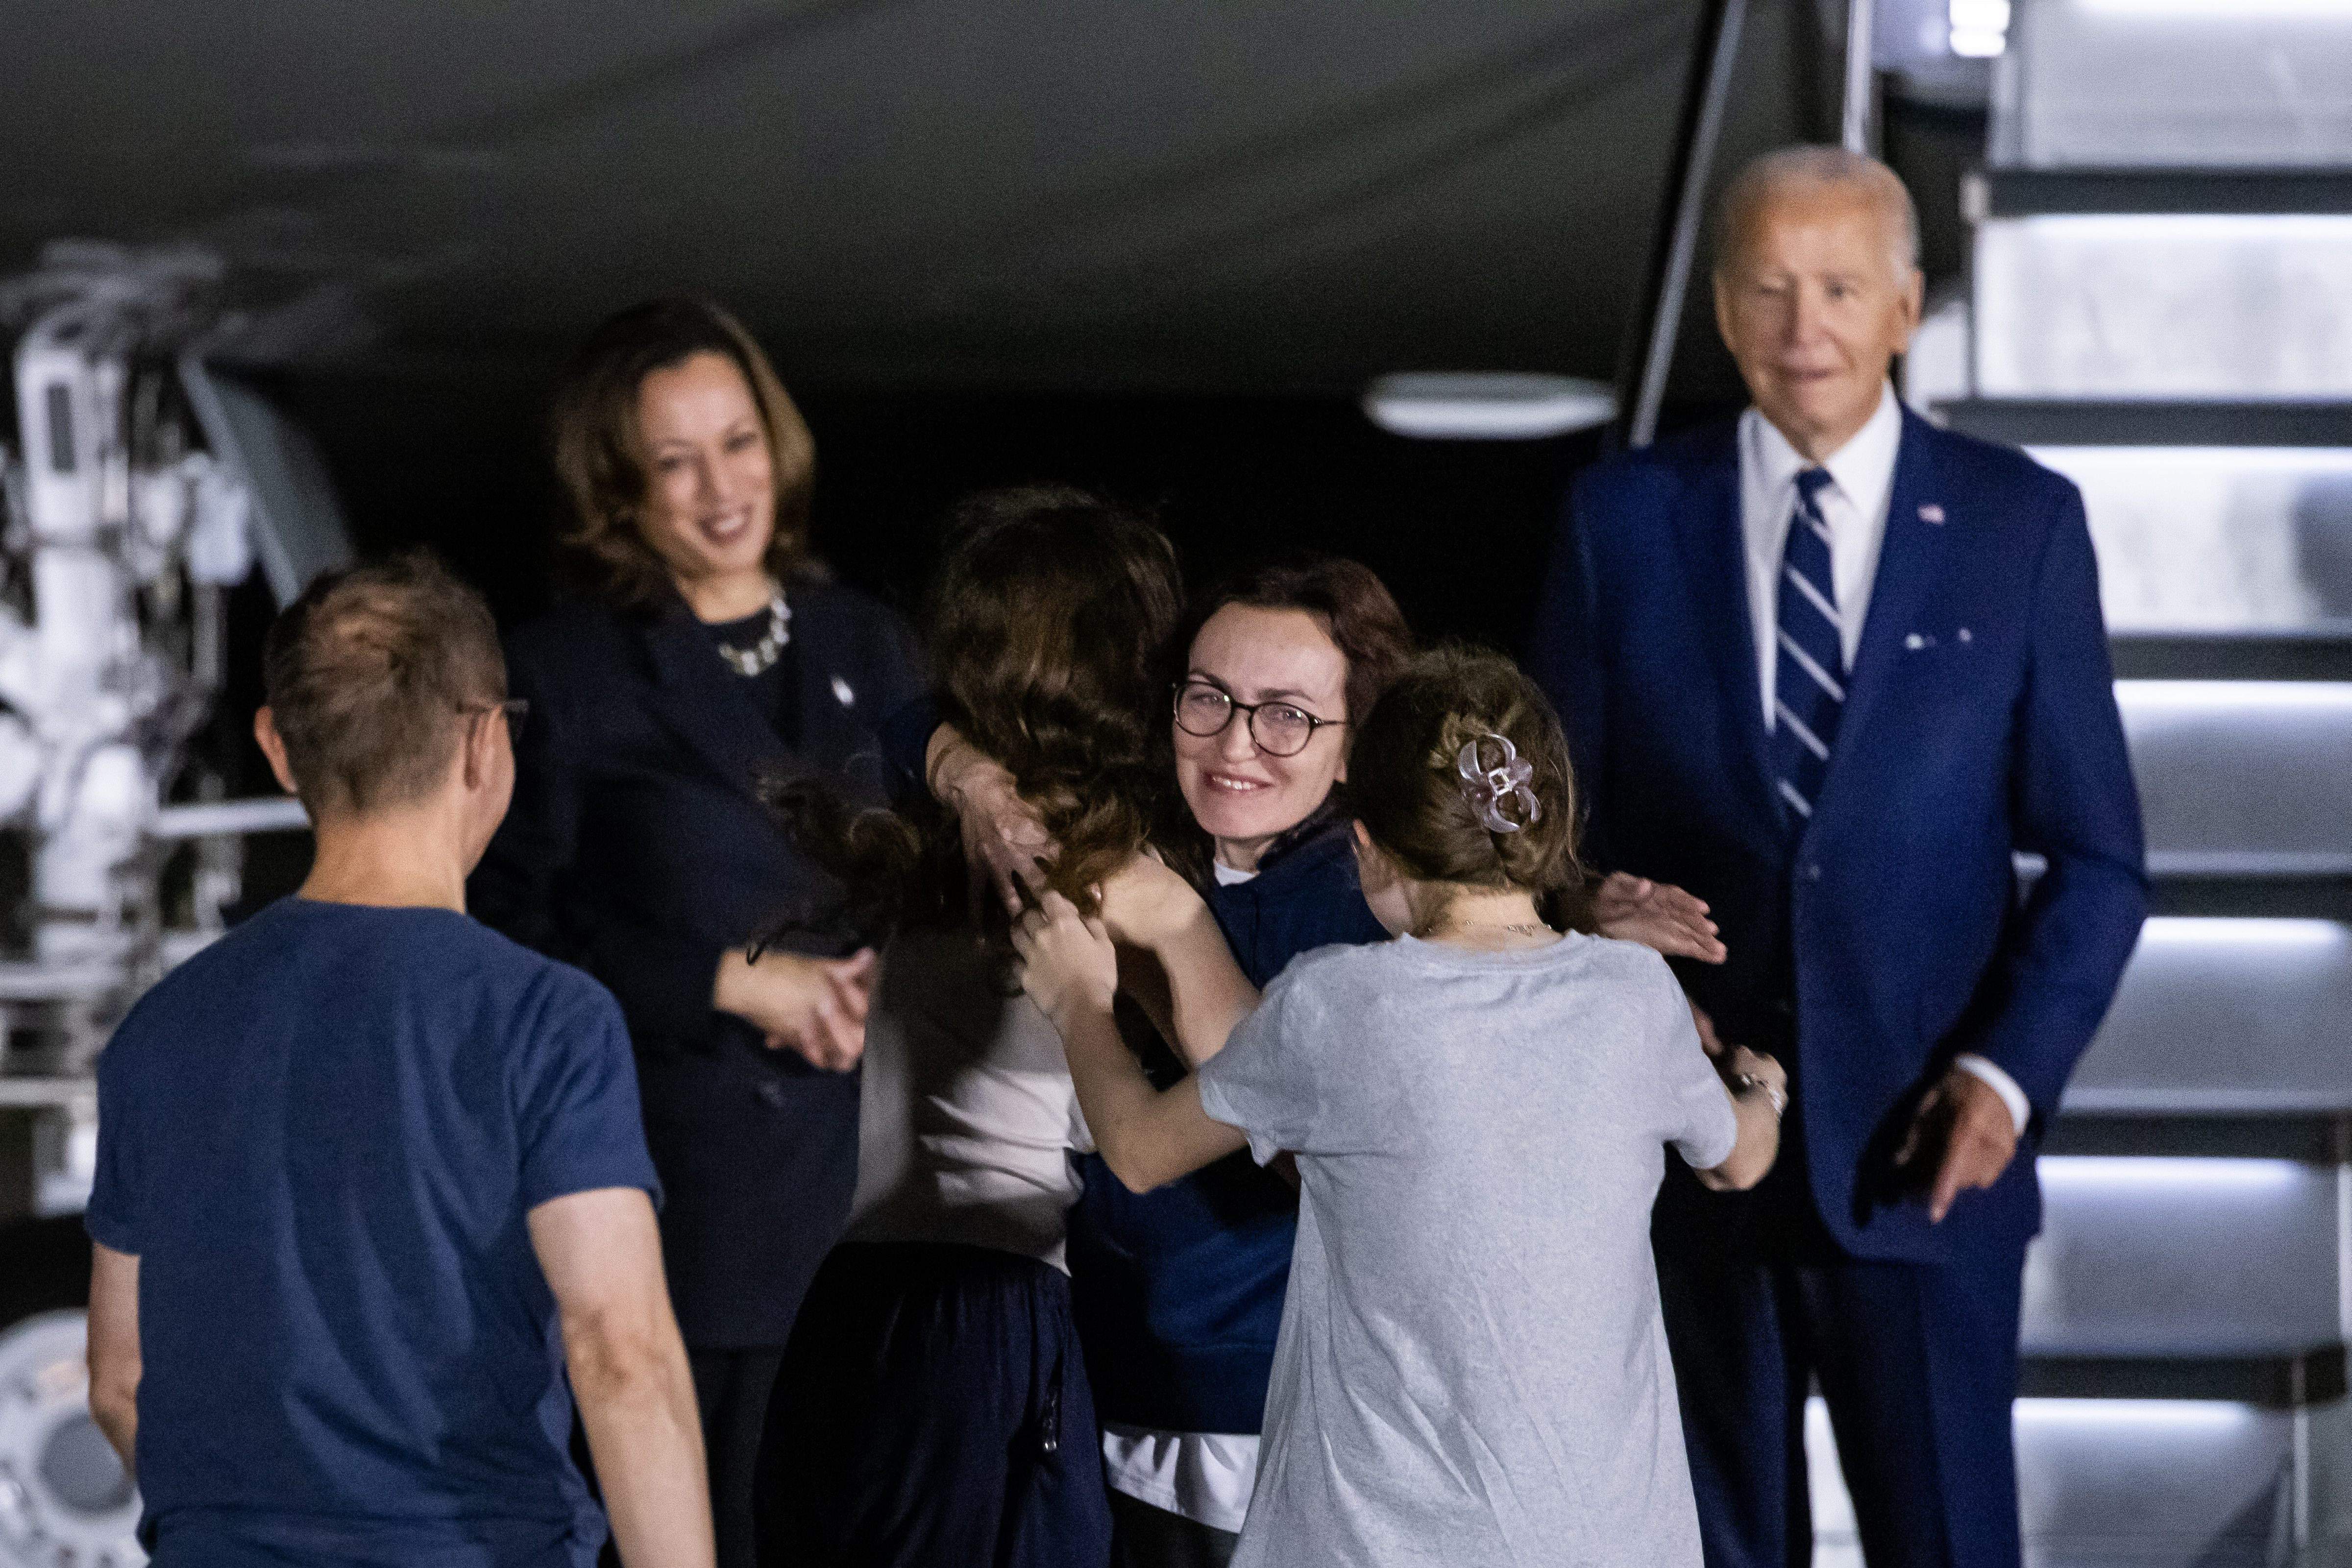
top-left (0, 243), bottom-right (349, 1568)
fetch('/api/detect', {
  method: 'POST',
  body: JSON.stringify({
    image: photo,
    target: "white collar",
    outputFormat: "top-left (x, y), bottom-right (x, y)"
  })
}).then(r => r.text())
top-left (1744, 382), bottom-right (1903, 524)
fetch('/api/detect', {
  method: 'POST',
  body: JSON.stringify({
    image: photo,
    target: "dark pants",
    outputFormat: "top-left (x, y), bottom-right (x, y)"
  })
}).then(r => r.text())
top-left (1107, 1493), bottom-right (1238, 1568)
top-left (755, 1241), bottom-right (1113, 1568)
top-left (695, 1348), bottom-right (789, 1568)
top-left (1656, 1244), bottom-right (2027, 1568)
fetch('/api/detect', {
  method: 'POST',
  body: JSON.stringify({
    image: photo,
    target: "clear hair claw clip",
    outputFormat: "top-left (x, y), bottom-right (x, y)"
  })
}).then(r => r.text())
top-left (1456, 734), bottom-right (1541, 834)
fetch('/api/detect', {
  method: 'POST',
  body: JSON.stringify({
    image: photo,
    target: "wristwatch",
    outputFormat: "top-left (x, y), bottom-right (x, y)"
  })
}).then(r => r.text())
top-left (1732, 1072), bottom-right (1788, 1117)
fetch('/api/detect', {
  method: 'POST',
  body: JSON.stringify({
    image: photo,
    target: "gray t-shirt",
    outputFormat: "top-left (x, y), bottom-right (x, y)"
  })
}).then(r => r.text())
top-left (1195, 932), bottom-right (1738, 1568)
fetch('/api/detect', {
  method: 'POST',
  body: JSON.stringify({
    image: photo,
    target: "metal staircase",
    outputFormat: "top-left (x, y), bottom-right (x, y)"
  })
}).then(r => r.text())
top-left (1830, 0), bottom-right (2352, 1563)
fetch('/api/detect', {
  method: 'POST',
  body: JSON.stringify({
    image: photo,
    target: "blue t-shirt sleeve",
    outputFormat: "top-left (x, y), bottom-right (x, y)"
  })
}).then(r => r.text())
top-left (1195, 963), bottom-right (1326, 1166)
top-left (515, 984), bottom-right (663, 1212)
top-left (84, 1033), bottom-right (142, 1254)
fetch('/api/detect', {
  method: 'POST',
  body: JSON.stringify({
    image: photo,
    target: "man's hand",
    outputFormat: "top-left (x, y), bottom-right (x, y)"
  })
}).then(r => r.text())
top-left (712, 948), bottom-right (876, 1071)
top-left (1011, 891), bottom-right (1119, 1029)
top-left (928, 725), bottom-right (1057, 916)
top-left (1893, 1067), bottom-right (2022, 1222)
top-left (1592, 874), bottom-right (1726, 964)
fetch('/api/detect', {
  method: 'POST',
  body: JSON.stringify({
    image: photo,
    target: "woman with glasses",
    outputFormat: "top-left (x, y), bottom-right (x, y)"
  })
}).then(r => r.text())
top-left (467, 297), bottom-right (924, 1568)
top-left (922, 555), bottom-right (1723, 1565)
top-left (923, 555), bottom-right (1405, 1566)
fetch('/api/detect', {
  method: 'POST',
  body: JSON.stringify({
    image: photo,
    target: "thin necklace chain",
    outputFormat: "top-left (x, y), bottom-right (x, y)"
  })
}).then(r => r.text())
top-left (1418, 914), bottom-right (1557, 941)
top-left (715, 586), bottom-right (792, 677)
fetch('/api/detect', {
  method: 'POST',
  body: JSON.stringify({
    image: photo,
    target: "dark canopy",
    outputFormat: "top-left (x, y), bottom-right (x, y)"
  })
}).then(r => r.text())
top-left (4, 0), bottom-right (1835, 395)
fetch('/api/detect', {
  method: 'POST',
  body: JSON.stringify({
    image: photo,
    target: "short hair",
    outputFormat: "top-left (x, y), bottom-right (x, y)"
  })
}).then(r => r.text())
top-left (1347, 645), bottom-right (1582, 901)
top-left (549, 296), bottom-right (818, 608)
top-left (261, 552), bottom-right (506, 817)
top-left (1177, 555), bottom-right (1414, 727)
top-left (1713, 145), bottom-right (1921, 280)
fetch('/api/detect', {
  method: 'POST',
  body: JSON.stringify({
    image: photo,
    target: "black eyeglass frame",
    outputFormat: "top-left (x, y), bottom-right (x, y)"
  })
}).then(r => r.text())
top-left (1170, 679), bottom-right (1345, 759)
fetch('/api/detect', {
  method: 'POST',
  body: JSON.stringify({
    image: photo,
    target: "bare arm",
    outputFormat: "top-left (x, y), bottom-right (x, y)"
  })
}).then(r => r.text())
top-left (1693, 1046), bottom-right (1785, 1192)
top-left (86, 1242), bottom-right (141, 1470)
top-left (1015, 892), bottom-right (1249, 1194)
top-left (529, 1189), bottom-right (713, 1568)
top-left (1096, 856), bottom-right (1259, 1070)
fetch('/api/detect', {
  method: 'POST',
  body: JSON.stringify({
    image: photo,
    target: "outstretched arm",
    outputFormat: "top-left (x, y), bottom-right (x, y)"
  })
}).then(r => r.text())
top-left (1693, 1046), bottom-right (1786, 1191)
top-left (1016, 892), bottom-right (1249, 1193)
top-left (1096, 855), bottom-right (1260, 1069)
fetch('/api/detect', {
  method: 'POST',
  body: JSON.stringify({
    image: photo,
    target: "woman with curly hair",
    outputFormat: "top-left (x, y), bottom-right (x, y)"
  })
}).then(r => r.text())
top-left (752, 486), bottom-right (1186, 1568)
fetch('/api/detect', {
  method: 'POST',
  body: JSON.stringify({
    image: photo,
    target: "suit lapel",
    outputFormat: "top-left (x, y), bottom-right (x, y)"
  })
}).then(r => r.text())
top-left (1674, 427), bottom-right (1779, 822)
top-left (639, 602), bottom-right (796, 808)
top-left (1816, 410), bottom-right (1952, 822)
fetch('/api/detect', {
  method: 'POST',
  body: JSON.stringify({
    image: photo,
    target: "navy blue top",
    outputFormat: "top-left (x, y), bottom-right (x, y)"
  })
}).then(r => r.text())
top-left (1067, 819), bottom-right (1390, 1434)
top-left (86, 897), bottom-right (662, 1567)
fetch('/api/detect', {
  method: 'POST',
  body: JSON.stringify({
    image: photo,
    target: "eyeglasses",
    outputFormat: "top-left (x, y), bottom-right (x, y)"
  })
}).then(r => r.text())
top-left (463, 698), bottom-right (531, 743)
top-left (1172, 680), bottom-right (1342, 759)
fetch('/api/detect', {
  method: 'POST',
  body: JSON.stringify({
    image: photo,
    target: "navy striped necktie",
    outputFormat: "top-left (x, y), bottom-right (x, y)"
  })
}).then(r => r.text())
top-left (1773, 467), bottom-right (1842, 830)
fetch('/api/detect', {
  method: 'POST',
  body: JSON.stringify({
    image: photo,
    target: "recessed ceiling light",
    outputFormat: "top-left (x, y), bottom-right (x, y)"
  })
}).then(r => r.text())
top-left (1362, 373), bottom-right (1617, 441)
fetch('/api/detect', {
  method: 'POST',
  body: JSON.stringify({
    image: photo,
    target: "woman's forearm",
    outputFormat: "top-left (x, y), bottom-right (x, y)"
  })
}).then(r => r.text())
top-left (1697, 1087), bottom-right (1781, 1191)
top-left (1055, 1001), bottom-right (1247, 1193)
top-left (1147, 908), bottom-right (1260, 1070)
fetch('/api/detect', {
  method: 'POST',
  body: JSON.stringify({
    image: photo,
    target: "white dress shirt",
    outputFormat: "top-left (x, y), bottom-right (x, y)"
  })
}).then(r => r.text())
top-left (1736, 384), bottom-right (2031, 1135)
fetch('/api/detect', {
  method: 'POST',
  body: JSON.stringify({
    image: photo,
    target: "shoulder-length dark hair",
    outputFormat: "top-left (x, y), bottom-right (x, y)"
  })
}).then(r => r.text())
top-left (1173, 554), bottom-right (1413, 731)
top-left (548, 296), bottom-right (819, 607)
top-left (776, 485), bottom-right (1184, 942)
top-left (1160, 554), bottom-right (1414, 879)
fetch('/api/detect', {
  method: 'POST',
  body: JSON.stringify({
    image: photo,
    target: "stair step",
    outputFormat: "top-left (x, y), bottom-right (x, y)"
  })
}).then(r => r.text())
top-left (2020, 1350), bottom-right (2345, 1410)
top-left (1971, 214), bottom-right (2352, 401)
top-left (2048, 1110), bottom-right (2350, 1164)
top-left (1976, 168), bottom-right (2352, 220)
top-left (1808, 1397), bottom-right (2310, 1568)
top-left (2030, 444), bottom-right (2352, 638)
top-left (1998, 0), bottom-right (2352, 170)
top-left (2024, 1156), bottom-right (2343, 1367)
top-left (2112, 636), bottom-right (2352, 683)
top-left (2069, 915), bottom-right (2352, 1134)
top-left (2119, 682), bottom-right (2352, 865)
top-left (1940, 402), bottom-right (2352, 450)
top-left (2145, 873), bottom-right (2352, 922)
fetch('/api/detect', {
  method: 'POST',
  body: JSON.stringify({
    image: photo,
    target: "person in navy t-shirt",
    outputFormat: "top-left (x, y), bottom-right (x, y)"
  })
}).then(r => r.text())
top-left (83, 553), bottom-right (713, 1568)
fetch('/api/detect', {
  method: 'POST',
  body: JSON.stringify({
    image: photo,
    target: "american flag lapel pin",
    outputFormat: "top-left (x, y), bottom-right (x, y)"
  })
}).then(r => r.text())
top-left (1919, 504), bottom-right (1946, 525)
top-left (832, 675), bottom-right (856, 707)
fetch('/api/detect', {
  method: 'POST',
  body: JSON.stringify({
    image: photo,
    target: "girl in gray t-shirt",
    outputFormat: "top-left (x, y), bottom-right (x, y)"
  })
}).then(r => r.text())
top-left (1014, 647), bottom-right (1787, 1567)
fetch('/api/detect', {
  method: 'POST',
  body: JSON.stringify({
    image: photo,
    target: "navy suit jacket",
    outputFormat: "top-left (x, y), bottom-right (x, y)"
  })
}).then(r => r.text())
top-left (1530, 408), bottom-right (2147, 1262)
top-left (469, 582), bottom-right (924, 1345)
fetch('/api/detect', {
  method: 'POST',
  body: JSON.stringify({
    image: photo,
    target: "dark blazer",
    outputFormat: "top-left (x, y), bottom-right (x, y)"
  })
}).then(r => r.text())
top-left (470, 581), bottom-right (923, 1348)
top-left (1529, 408), bottom-right (2147, 1263)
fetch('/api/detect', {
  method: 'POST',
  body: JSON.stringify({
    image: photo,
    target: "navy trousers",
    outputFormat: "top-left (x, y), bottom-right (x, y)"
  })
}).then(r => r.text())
top-left (1655, 1240), bottom-right (2027, 1568)
top-left (754, 1241), bottom-right (1113, 1568)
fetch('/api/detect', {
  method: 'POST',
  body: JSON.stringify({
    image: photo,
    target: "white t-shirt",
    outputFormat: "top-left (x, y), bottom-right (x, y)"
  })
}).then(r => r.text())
top-left (849, 927), bottom-right (1091, 1271)
top-left (1196, 934), bottom-right (1738, 1568)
